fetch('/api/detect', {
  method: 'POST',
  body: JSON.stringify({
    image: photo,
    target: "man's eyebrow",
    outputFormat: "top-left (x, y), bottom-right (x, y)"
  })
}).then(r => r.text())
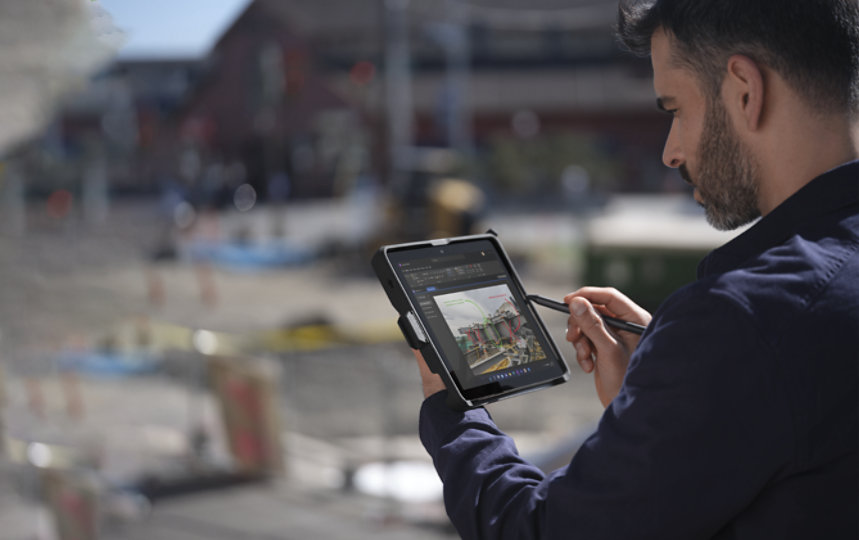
top-left (656, 96), bottom-right (676, 112)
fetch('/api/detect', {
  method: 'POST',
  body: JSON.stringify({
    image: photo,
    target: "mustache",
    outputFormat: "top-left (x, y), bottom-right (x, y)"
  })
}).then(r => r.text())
top-left (678, 164), bottom-right (693, 185)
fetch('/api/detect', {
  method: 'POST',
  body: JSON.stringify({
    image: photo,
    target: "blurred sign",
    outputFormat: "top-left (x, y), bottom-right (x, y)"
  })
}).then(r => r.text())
top-left (43, 470), bottom-right (100, 540)
top-left (208, 356), bottom-right (284, 476)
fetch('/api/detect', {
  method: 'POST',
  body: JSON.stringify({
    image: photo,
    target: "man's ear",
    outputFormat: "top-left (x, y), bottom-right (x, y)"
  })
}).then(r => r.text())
top-left (724, 54), bottom-right (765, 132)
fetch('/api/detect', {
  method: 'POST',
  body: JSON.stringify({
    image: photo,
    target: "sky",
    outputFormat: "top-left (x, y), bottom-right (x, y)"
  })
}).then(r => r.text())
top-left (98, 0), bottom-right (252, 59)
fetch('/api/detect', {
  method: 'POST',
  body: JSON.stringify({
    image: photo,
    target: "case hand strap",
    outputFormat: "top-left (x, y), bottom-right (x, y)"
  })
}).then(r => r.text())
top-left (397, 311), bottom-right (428, 349)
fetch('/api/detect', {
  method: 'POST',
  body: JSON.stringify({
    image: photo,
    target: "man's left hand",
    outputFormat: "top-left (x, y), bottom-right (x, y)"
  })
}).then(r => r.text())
top-left (412, 349), bottom-right (446, 398)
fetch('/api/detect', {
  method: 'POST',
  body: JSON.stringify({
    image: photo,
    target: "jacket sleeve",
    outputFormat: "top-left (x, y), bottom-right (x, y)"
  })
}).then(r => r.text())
top-left (418, 292), bottom-right (794, 540)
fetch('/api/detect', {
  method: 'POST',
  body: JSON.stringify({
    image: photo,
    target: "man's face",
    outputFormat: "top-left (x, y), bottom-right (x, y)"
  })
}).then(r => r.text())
top-left (651, 30), bottom-right (761, 230)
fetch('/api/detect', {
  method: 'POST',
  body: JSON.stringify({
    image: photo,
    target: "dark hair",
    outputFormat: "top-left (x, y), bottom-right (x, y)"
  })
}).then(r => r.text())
top-left (616, 0), bottom-right (859, 115)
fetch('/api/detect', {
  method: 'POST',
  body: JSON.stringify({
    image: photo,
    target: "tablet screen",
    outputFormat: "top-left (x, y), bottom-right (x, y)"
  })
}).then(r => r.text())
top-left (387, 238), bottom-right (567, 401)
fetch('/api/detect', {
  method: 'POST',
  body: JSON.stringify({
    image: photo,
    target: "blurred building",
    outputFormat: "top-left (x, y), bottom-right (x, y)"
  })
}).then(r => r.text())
top-left (7, 58), bottom-right (204, 202)
top-left (13, 0), bottom-right (672, 207)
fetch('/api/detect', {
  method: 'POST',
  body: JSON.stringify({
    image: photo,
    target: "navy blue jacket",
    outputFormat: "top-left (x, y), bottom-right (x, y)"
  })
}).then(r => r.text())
top-left (419, 161), bottom-right (859, 539)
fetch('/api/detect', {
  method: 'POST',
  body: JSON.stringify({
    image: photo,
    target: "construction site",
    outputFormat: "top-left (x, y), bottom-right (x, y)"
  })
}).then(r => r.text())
top-left (455, 304), bottom-right (544, 374)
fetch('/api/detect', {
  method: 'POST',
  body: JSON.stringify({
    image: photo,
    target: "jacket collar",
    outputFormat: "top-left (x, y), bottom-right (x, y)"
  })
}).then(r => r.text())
top-left (698, 160), bottom-right (859, 278)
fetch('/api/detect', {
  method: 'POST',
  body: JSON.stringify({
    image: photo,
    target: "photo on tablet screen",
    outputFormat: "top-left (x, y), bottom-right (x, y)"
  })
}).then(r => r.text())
top-left (433, 284), bottom-right (547, 375)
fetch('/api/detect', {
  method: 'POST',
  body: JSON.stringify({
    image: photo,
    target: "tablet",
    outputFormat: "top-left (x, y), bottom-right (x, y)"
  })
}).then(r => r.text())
top-left (372, 232), bottom-right (570, 410)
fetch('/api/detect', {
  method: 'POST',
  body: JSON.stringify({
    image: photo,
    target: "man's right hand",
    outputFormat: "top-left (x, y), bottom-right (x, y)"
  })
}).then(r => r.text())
top-left (564, 287), bottom-right (651, 407)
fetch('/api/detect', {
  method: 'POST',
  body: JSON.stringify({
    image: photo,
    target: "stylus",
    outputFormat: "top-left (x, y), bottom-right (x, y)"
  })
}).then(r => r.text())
top-left (527, 294), bottom-right (647, 335)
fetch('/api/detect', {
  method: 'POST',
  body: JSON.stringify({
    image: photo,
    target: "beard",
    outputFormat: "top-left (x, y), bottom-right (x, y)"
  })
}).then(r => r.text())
top-left (680, 97), bottom-right (761, 231)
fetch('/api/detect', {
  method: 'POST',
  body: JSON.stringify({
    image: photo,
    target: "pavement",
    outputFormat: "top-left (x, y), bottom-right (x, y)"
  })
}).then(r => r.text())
top-left (0, 198), bottom-right (604, 539)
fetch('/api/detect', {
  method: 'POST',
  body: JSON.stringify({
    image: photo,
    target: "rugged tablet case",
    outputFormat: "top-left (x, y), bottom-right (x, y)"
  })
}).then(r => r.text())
top-left (371, 232), bottom-right (568, 410)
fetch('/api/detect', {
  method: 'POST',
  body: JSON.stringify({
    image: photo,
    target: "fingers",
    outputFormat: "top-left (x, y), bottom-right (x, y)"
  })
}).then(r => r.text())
top-left (563, 286), bottom-right (651, 325)
top-left (413, 349), bottom-right (433, 378)
top-left (566, 302), bottom-right (598, 374)
top-left (563, 286), bottom-right (627, 308)
top-left (412, 349), bottom-right (446, 398)
top-left (566, 297), bottom-right (621, 375)
top-left (570, 297), bottom-right (618, 349)
top-left (574, 340), bottom-right (595, 373)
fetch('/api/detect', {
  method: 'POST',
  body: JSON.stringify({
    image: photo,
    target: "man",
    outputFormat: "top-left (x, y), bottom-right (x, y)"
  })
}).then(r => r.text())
top-left (414, 0), bottom-right (859, 538)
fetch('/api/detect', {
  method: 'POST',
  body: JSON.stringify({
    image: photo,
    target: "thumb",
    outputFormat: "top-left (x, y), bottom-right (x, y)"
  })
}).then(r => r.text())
top-left (569, 297), bottom-right (617, 351)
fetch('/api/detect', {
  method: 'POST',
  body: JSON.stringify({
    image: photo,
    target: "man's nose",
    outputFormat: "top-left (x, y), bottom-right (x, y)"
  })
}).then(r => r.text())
top-left (661, 127), bottom-right (684, 169)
